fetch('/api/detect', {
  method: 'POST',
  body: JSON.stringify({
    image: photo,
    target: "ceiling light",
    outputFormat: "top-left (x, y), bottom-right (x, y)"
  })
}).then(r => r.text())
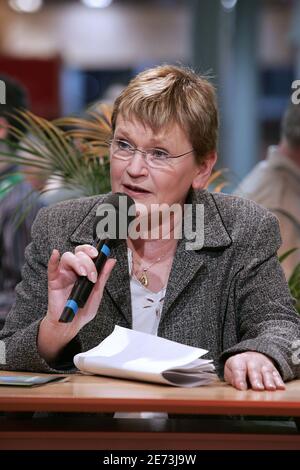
top-left (8, 0), bottom-right (43, 13)
top-left (221, 0), bottom-right (238, 11)
top-left (81, 0), bottom-right (113, 9)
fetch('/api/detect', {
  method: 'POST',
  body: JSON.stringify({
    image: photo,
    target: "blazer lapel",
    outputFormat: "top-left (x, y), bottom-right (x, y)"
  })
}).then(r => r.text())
top-left (161, 190), bottom-right (232, 319)
top-left (160, 240), bottom-right (205, 319)
top-left (69, 195), bottom-right (103, 245)
top-left (105, 241), bottom-right (132, 326)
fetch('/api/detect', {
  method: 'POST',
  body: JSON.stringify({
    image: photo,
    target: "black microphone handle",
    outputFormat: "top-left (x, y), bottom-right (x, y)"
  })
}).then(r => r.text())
top-left (59, 238), bottom-right (112, 323)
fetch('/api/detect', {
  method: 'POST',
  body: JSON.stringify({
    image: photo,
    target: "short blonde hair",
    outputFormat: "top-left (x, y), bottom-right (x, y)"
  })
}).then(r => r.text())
top-left (111, 64), bottom-right (218, 163)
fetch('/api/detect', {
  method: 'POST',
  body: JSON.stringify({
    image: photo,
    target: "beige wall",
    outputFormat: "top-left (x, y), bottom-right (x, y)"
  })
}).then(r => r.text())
top-left (0, 2), bottom-right (191, 68)
top-left (258, 2), bottom-right (293, 66)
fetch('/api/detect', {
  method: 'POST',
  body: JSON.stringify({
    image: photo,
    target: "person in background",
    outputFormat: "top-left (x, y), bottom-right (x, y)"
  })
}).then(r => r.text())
top-left (0, 75), bottom-right (45, 326)
top-left (234, 103), bottom-right (300, 279)
top-left (0, 65), bottom-right (299, 391)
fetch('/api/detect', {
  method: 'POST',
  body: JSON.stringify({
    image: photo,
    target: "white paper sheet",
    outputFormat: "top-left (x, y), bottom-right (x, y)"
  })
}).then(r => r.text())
top-left (74, 326), bottom-right (217, 387)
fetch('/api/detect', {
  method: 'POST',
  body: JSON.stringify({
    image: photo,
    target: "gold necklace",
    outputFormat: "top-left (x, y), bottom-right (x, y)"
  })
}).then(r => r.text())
top-left (132, 252), bottom-right (168, 287)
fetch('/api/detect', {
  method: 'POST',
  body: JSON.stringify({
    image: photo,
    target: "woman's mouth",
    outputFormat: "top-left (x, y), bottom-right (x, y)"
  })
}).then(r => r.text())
top-left (123, 184), bottom-right (151, 196)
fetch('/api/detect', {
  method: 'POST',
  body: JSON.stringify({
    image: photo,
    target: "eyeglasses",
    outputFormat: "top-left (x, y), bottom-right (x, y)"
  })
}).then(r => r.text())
top-left (108, 138), bottom-right (194, 169)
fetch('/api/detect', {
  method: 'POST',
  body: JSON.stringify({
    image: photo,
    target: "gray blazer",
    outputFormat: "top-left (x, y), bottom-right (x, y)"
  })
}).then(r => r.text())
top-left (1, 189), bottom-right (300, 381)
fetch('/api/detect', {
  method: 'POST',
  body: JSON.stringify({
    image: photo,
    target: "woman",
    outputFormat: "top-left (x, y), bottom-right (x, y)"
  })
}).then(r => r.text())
top-left (1, 65), bottom-right (299, 391)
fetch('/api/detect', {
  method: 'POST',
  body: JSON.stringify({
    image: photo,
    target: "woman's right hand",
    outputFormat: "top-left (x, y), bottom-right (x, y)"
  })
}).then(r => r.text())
top-left (47, 245), bottom-right (116, 332)
top-left (38, 245), bottom-right (116, 363)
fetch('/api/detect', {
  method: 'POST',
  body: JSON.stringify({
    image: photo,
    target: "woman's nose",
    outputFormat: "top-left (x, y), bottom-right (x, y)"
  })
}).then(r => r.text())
top-left (126, 151), bottom-right (149, 176)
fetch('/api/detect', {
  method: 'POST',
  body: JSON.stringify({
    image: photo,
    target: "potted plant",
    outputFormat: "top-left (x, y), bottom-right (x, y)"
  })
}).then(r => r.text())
top-left (0, 104), bottom-right (112, 200)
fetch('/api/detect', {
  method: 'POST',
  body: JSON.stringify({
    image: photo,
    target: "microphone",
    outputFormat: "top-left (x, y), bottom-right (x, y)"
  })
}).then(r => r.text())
top-left (59, 193), bottom-right (135, 323)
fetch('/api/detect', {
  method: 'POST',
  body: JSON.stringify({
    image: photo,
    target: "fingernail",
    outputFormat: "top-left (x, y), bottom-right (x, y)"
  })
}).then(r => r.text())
top-left (79, 266), bottom-right (87, 276)
top-left (239, 381), bottom-right (247, 390)
top-left (90, 272), bottom-right (97, 283)
top-left (90, 247), bottom-right (98, 256)
top-left (256, 381), bottom-right (264, 389)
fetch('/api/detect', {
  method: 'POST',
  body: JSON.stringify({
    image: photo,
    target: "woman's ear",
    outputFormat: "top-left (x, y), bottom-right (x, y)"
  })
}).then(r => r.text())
top-left (0, 116), bottom-right (8, 140)
top-left (192, 151), bottom-right (217, 190)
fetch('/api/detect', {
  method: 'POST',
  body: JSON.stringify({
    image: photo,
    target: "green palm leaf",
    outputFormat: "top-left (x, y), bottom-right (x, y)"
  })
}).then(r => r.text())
top-left (1, 105), bottom-right (112, 199)
top-left (289, 274), bottom-right (300, 314)
top-left (278, 248), bottom-right (299, 264)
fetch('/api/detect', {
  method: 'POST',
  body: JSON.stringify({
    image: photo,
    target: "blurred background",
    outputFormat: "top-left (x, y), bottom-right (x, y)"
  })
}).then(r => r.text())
top-left (0, 0), bottom-right (299, 184)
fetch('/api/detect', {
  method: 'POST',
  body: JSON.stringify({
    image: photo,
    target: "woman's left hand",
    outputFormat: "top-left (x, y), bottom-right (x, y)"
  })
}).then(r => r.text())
top-left (224, 351), bottom-right (286, 391)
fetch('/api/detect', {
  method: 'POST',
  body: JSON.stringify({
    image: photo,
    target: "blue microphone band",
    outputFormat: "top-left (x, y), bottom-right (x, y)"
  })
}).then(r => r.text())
top-left (101, 244), bottom-right (111, 257)
top-left (65, 299), bottom-right (79, 315)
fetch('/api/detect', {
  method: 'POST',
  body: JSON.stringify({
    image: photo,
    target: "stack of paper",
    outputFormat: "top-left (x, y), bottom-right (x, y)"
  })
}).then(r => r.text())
top-left (74, 326), bottom-right (217, 387)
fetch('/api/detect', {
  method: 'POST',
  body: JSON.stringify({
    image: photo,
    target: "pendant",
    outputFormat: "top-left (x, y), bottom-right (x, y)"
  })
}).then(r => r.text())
top-left (139, 272), bottom-right (148, 287)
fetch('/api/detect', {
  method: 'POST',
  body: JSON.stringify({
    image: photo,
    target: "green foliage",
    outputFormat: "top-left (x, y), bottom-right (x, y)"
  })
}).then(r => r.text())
top-left (0, 105), bottom-right (112, 198)
top-left (288, 262), bottom-right (300, 314)
top-left (206, 168), bottom-right (230, 192)
top-left (279, 248), bottom-right (300, 314)
top-left (278, 247), bottom-right (299, 264)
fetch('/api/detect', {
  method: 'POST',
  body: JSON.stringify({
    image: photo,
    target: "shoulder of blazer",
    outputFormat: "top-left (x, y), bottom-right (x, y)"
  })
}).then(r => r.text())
top-left (208, 191), bottom-right (281, 251)
top-left (210, 191), bottom-right (279, 226)
top-left (41, 193), bottom-right (109, 245)
top-left (47, 193), bottom-right (106, 218)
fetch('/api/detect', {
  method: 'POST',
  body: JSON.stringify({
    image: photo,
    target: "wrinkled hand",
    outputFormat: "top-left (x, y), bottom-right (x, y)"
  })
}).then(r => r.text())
top-left (38, 244), bottom-right (116, 365)
top-left (47, 245), bottom-right (116, 332)
top-left (224, 351), bottom-right (285, 391)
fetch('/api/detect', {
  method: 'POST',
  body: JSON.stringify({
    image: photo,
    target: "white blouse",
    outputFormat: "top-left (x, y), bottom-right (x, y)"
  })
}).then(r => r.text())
top-left (127, 248), bottom-right (166, 335)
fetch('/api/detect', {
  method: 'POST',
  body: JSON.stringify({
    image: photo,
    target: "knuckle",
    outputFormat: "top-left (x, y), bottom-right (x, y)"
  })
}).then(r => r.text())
top-left (75, 252), bottom-right (93, 265)
top-left (233, 370), bottom-right (246, 380)
top-left (247, 361), bottom-right (257, 371)
top-left (76, 251), bottom-right (88, 259)
top-left (226, 356), bottom-right (236, 366)
top-left (60, 251), bottom-right (72, 263)
top-left (261, 365), bottom-right (273, 374)
top-left (75, 244), bottom-right (90, 253)
top-left (227, 357), bottom-right (244, 370)
top-left (273, 370), bottom-right (282, 379)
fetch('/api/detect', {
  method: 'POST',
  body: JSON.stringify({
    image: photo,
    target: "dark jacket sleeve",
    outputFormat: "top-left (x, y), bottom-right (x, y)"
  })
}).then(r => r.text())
top-left (220, 212), bottom-right (300, 381)
top-left (0, 206), bottom-right (82, 373)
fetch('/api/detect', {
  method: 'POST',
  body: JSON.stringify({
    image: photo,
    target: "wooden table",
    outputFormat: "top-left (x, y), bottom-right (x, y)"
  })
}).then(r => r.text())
top-left (0, 371), bottom-right (300, 450)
